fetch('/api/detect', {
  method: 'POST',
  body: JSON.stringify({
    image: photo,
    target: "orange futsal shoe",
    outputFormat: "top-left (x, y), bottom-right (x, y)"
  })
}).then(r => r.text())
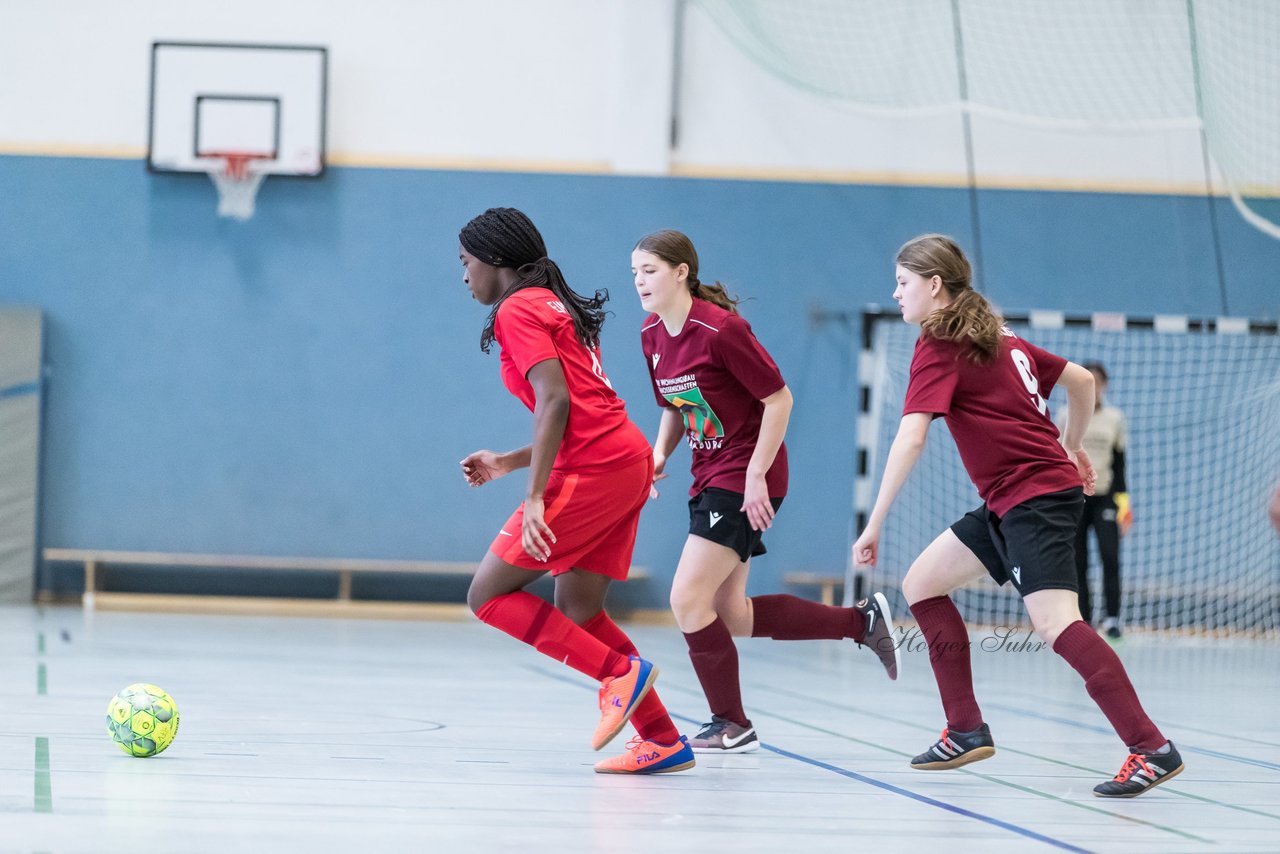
top-left (595, 736), bottom-right (696, 774)
top-left (592, 655), bottom-right (658, 750)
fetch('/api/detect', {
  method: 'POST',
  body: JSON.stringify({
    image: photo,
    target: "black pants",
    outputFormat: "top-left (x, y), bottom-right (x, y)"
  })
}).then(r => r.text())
top-left (1075, 493), bottom-right (1121, 623)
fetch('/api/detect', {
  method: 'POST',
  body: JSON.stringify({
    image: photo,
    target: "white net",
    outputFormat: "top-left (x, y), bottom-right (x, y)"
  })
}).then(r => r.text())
top-left (857, 311), bottom-right (1280, 636)
top-left (692, 0), bottom-right (1280, 234)
top-left (208, 159), bottom-right (268, 221)
top-left (1192, 2), bottom-right (1280, 238)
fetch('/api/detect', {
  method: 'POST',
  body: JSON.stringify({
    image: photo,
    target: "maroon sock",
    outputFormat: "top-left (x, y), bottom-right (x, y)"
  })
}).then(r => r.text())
top-left (475, 592), bottom-right (629, 681)
top-left (909, 595), bottom-right (983, 731)
top-left (750, 594), bottom-right (866, 640)
top-left (1053, 620), bottom-right (1165, 751)
top-left (581, 611), bottom-right (681, 745)
top-left (684, 616), bottom-right (749, 728)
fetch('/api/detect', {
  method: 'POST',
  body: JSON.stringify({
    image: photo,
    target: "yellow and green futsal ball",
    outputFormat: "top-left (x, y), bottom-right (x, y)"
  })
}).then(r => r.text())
top-left (106, 683), bottom-right (180, 757)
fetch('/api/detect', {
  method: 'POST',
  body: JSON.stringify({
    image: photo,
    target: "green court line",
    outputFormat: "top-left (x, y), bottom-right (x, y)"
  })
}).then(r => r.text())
top-left (36, 632), bottom-right (44, 655)
top-left (36, 663), bottom-right (46, 696)
top-left (34, 737), bottom-right (51, 813)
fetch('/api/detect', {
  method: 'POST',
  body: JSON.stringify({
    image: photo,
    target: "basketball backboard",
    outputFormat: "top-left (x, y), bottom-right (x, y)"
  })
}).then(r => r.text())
top-left (147, 41), bottom-right (328, 177)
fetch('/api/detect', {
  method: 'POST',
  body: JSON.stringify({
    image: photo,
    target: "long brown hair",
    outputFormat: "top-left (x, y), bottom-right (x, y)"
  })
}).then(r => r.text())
top-left (634, 229), bottom-right (739, 312)
top-left (896, 234), bottom-right (1002, 363)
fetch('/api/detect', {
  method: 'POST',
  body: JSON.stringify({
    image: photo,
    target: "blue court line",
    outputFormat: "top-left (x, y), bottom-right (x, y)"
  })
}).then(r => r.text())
top-left (749, 675), bottom-right (1276, 826)
top-left (671, 709), bottom-right (1100, 853)
top-left (762, 743), bottom-right (1093, 854)
top-left (531, 665), bottom-right (1093, 853)
top-left (982, 701), bottom-right (1280, 773)
top-left (731, 707), bottom-right (1214, 843)
top-left (0, 381), bottom-right (39, 401)
top-left (729, 640), bottom-right (1280, 775)
top-left (629, 635), bottom-right (1270, 830)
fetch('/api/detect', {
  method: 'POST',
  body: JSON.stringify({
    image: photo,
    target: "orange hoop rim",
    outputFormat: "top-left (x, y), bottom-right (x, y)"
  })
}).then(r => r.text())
top-left (202, 151), bottom-right (274, 180)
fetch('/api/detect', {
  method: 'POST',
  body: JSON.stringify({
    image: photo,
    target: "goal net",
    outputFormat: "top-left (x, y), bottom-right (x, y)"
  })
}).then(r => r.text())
top-left (691, 0), bottom-right (1280, 239)
top-left (853, 308), bottom-right (1280, 636)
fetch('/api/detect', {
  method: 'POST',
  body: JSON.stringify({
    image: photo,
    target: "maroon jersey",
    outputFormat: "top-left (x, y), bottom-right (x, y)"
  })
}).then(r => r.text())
top-left (903, 328), bottom-right (1082, 517)
top-left (495, 287), bottom-right (649, 471)
top-left (641, 298), bottom-right (788, 497)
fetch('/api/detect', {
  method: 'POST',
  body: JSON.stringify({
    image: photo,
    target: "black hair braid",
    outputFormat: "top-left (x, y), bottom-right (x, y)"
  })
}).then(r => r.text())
top-left (460, 207), bottom-right (610, 353)
top-left (460, 207), bottom-right (547, 269)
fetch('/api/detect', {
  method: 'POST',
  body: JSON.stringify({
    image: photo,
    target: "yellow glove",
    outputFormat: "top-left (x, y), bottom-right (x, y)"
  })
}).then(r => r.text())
top-left (1114, 492), bottom-right (1133, 536)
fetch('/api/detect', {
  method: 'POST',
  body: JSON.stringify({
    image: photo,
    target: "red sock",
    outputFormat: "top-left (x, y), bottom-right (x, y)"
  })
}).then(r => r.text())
top-left (750, 594), bottom-right (866, 640)
top-left (1053, 620), bottom-right (1165, 751)
top-left (684, 616), bottom-right (749, 728)
top-left (475, 592), bottom-right (629, 681)
top-left (909, 596), bottom-right (983, 731)
top-left (581, 611), bottom-right (681, 745)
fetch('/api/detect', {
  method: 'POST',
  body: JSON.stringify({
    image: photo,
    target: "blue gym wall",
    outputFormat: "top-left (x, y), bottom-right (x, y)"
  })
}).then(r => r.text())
top-left (1, 153), bottom-right (1277, 606)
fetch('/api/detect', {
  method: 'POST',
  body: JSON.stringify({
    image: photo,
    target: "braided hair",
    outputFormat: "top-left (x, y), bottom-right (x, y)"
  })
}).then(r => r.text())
top-left (459, 207), bottom-right (609, 354)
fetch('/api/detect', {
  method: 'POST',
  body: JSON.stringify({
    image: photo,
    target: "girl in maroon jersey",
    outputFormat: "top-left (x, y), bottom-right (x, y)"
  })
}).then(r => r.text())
top-left (633, 229), bottom-right (900, 754)
top-left (853, 233), bottom-right (1182, 797)
top-left (457, 208), bottom-right (693, 774)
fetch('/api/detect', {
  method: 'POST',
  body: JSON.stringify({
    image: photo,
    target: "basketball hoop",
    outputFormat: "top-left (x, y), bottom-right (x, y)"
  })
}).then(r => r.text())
top-left (204, 152), bottom-right (271, 221)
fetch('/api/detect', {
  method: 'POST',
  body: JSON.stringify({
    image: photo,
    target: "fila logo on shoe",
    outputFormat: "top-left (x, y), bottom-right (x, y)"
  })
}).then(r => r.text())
top-left (709, 511), bottom-right (723, 528)
top-left (651, 353), bottom-right (660, 368)
top-left (638, 750), bottom-right (660, 764)
top-left (1011, 566), bottom-right (1022, 585)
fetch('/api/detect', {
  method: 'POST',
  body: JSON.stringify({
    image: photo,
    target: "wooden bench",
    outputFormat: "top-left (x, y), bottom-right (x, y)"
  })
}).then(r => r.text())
top-left (783, 572), bottom-right (849, 606)
top-left (41, 548), bottom-right (649, 618)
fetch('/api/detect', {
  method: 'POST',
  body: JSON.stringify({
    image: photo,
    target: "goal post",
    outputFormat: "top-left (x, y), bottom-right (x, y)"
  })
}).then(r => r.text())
top-left (850, 306), bottom-right (1280, 636)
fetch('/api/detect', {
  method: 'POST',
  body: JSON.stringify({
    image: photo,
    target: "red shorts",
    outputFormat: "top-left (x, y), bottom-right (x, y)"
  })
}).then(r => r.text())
top-left (489, 453), bottom-right (652, 580)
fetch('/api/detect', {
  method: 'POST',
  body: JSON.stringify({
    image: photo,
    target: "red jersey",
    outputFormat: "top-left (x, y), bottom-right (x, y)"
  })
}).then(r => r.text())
top-left (902, 328), bottom-right (1082, 517)
top-left (494, 288), bottom-right (649, 471)
top-left (641, 298), bottom-right (788, 497)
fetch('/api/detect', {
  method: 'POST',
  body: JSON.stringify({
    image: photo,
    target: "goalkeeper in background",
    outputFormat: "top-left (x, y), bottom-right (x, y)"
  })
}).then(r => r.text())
top-left (1059, 361), bottom-right (1130, 640)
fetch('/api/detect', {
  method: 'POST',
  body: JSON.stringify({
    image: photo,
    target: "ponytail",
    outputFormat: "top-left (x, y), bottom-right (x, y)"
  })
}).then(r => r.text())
top-left (689, 277), bottom-right (739, 312)
top-left (920, 289), bottom-right (1002, 363)
top-left (897, 233), bottom-right (1001, 363)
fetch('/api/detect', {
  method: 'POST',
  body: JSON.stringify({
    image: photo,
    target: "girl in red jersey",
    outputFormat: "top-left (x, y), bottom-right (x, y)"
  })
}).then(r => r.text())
top-left (457, 208), bottom-right (693, 775)
top-left (633, 229), bottom-right (900, 754)
top-left (853, 234), bottom-right (1182, 798)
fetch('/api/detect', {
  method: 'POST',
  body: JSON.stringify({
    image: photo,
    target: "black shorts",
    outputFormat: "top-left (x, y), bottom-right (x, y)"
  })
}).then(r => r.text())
top-left (950, 487), bottom-right (1084, 597)
top-left (688, 487), bottom-right (784, 563)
